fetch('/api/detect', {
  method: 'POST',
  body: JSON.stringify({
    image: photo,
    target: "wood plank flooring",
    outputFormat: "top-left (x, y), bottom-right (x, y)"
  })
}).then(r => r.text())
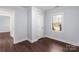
top-left (14, 37), bottom-right (79, 52)
top-left (0, 32), bottom-right (79, 52)
top-left (0, 32), bottom-right (13, 52)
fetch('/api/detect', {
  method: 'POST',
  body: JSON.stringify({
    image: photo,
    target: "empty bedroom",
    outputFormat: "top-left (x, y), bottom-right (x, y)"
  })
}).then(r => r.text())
top-left (0, 6), bottom-right (79, 52)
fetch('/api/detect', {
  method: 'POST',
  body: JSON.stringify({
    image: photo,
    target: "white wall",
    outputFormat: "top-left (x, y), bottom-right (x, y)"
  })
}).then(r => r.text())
top-left (0, 16), bottom-right (10, 32)
top-left (0, 6), bottom-right (28, 44)
top-left (45, 6), bottom-right (79, 46)
top-left (14, 7), bottom-right (27, 43)
top-left (27, 7), bottom-right (44, 43)
top-left (27, 6), bottom-right (32, 41)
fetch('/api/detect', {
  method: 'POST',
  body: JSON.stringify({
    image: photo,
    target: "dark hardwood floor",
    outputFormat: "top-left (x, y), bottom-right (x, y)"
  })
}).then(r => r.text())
top-left (0, 32), bottom-right (79, 52)
top-left (14, 37), bottom-right (79, 52)
top-left (0, 32), bottom-right (13, 52)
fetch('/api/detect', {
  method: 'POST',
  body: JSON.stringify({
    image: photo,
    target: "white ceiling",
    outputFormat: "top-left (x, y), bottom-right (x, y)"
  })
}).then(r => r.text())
top-left (35, 6), bottom-right (56, 11)
top-left (22, 6), bottom-right (56, 11)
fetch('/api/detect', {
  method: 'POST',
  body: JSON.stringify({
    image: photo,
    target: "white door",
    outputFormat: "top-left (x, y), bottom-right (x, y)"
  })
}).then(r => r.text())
top-left (37, 14), bottom-right (44, 38)
top-left (32, 7), bottom-right (44, 41)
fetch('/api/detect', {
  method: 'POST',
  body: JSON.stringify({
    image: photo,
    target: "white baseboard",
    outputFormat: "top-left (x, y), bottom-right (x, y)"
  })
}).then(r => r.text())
top-left (14, 37), bottom-right (39, 44)
top-left (31, 38), bottom-right (39, 43)
top-left (45, 35), bottom-right (79, 46)
top-left (27, 38), bottom-right (39, 43)
top-left (13, 35), bottom-right (79, 46)
top-left (27, 38), bottom-right (32, 43)
top-left (14, 38), bottom-right (28, 44)
top-left (27, 37), bottom-right (41, 43)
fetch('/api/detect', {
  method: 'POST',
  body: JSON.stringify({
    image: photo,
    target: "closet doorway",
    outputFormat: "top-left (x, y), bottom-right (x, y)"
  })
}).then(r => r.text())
top-left (0, 8), bottom-right (15, 51)
top-left (0, 10), bottom-right (15, 39)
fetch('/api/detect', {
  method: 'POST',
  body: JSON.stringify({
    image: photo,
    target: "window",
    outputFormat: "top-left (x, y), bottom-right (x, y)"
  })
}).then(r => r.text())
top-left (52, 13), bottom-right (63, 32)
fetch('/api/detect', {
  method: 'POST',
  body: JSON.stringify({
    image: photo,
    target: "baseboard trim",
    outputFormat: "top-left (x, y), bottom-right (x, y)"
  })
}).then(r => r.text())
top-left (27, 38), bottom-right (32, 43)
top-left (27, 37), bottom-right (42, 43)
top-left (45, 35), bottom-right (79, 46)
top-left (13, 35), bottom-right (79, 46)
top-left (31, 38), bottom-right (39, 43)
top-left (27, 38), bottom-right (39, 43)
top-left (14, 38), bottom-right (27, 44)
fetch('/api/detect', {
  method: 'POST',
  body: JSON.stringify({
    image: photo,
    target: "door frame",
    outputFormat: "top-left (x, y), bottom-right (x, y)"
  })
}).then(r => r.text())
top-left (0, 7), bottom-right (15, 39)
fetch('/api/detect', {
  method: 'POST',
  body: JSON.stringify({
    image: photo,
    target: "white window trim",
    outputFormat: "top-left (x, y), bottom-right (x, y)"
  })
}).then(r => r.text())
top-left (51, 12), bottom-right (64, 33)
